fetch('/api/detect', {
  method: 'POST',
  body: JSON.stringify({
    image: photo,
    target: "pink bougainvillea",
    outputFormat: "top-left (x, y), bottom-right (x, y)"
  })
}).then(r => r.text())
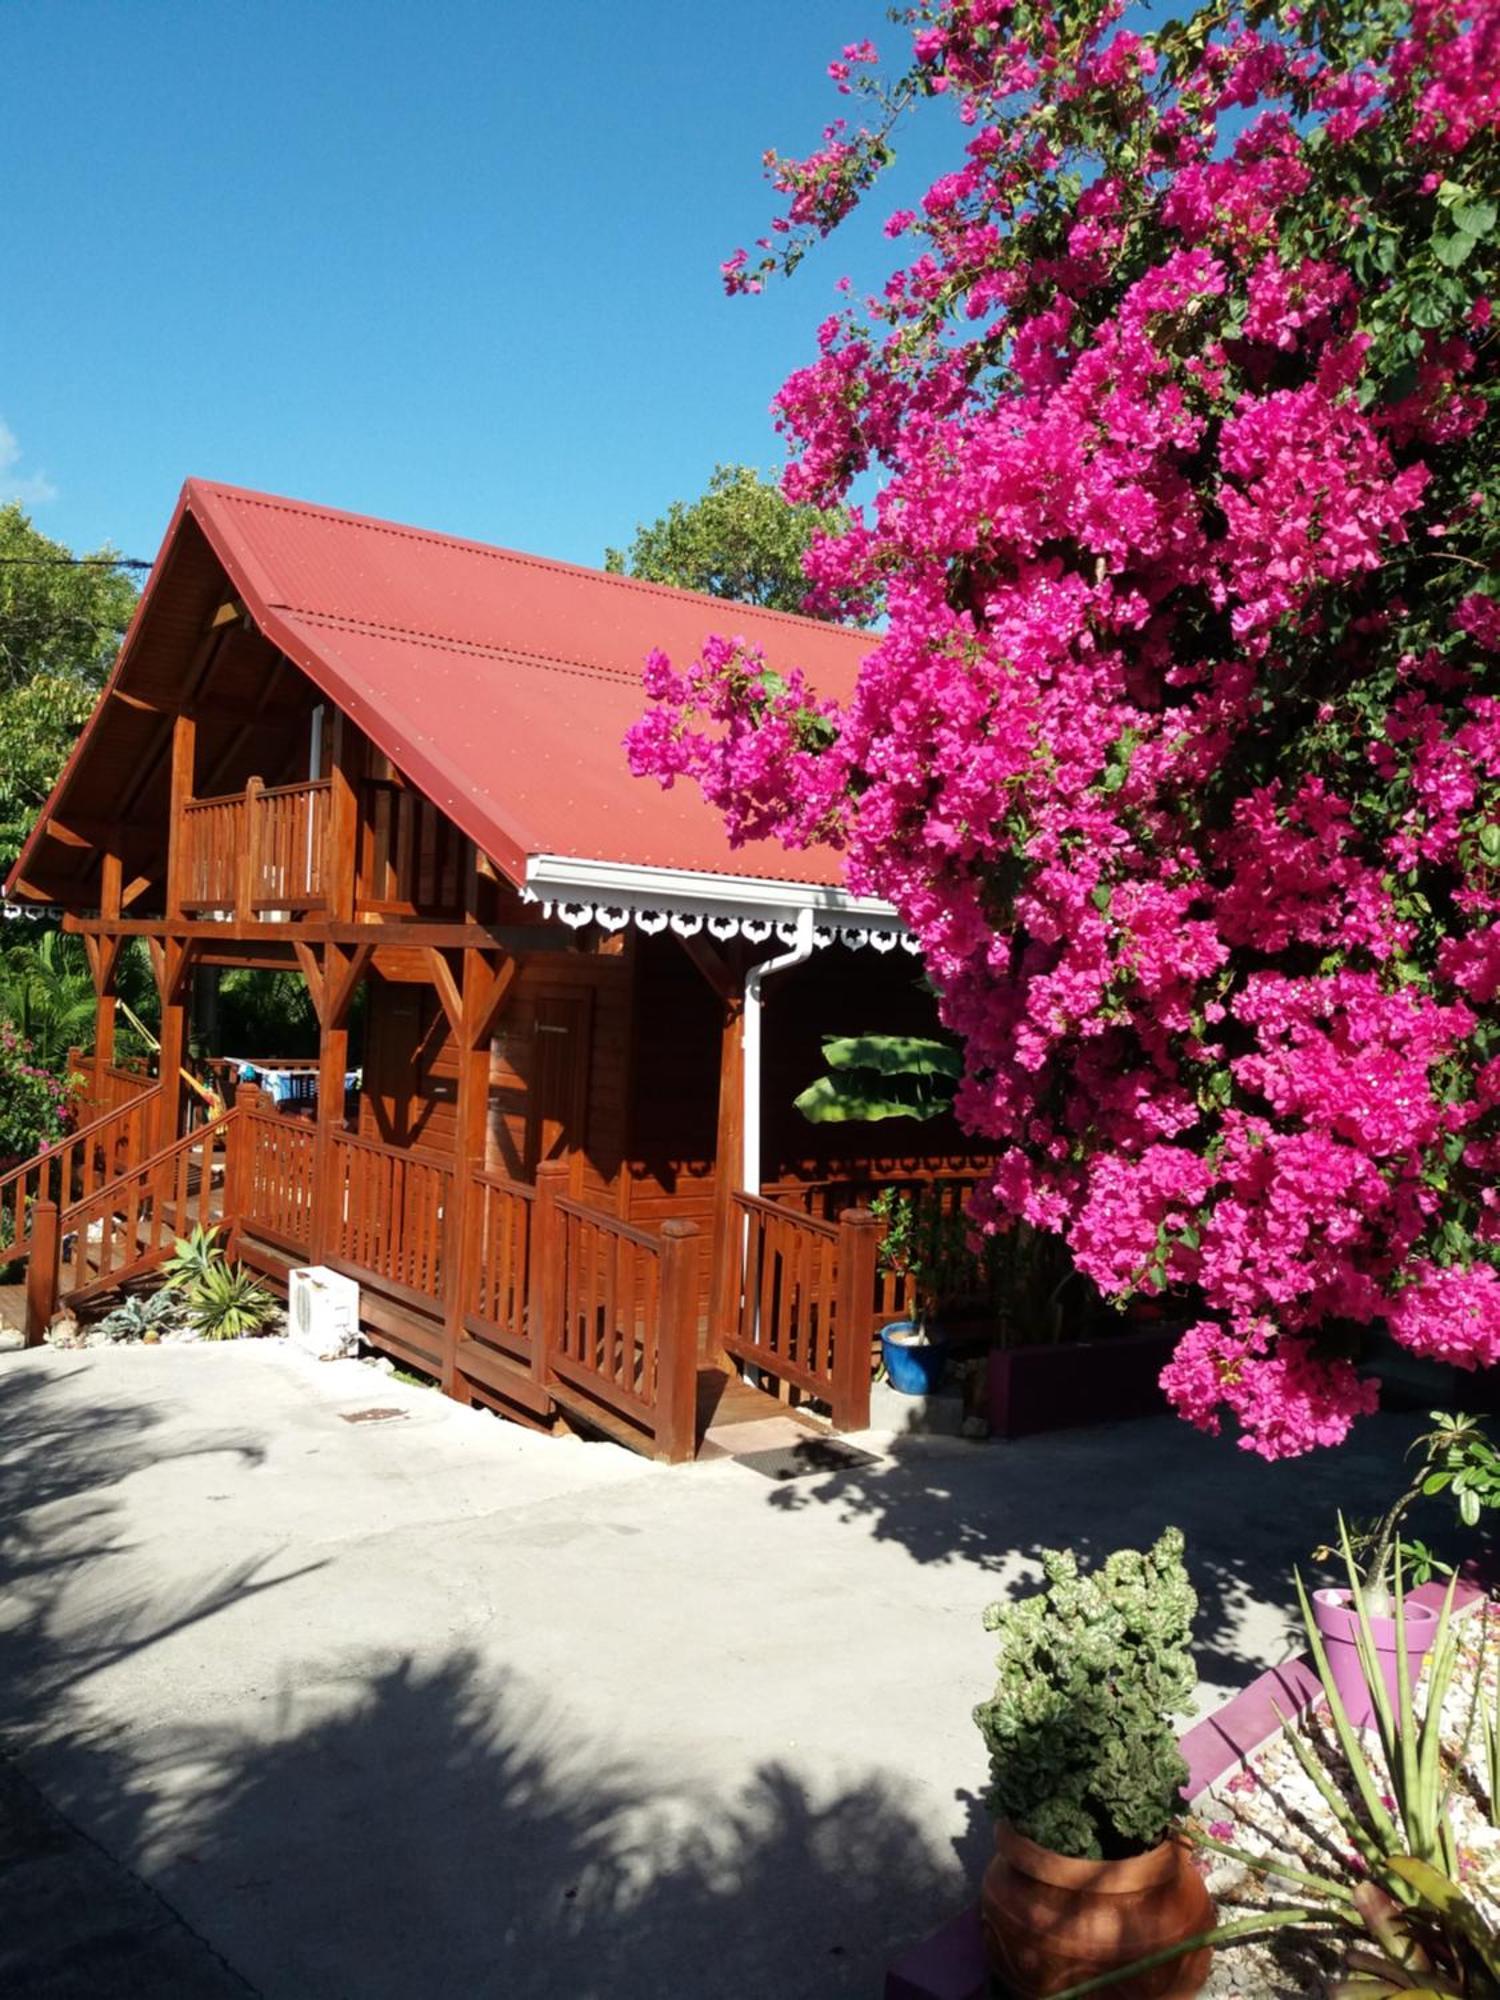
top-left (630, 0), bottom-right (1500, 1457)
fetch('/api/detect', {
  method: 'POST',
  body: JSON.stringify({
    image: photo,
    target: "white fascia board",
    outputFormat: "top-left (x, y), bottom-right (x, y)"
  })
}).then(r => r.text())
top-left (522, 854), bottom-right (905, 932)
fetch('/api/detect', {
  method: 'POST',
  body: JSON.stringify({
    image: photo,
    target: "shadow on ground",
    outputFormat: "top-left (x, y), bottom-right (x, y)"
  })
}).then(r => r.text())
top-left (765, 1408), bottom-right (1434, 1691)
top-left (0, 1360), bottom-right (960, 1998)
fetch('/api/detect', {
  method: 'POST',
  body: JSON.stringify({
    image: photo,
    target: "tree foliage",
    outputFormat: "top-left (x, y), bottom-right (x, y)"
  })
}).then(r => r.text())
top-left (0, 504), bottom-right (138, 875)
top-left (606, 463), bottom-right (858, 616)
top-left (630, 0), bottom-right (1500, 1457)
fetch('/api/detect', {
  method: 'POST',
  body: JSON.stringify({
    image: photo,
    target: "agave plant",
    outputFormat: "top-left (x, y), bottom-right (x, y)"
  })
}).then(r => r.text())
top-left (93, 1288), bottom-right (188, 1342)
top-left (1056, 1528), bottom-right (1500, 1999)
top-left (160, 1223), bottom-right (226, 1294)
top-left (186, 1260), bottom-right (279, 1341)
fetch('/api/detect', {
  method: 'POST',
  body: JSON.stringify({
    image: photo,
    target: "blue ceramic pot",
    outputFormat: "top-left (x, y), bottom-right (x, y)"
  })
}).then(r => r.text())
top-left (880, 1320), bottom-right (949, 1396)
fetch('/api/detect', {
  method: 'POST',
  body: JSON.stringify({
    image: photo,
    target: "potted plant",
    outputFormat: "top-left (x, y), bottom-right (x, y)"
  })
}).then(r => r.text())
top-left (1057, 1534), bottom-right (1499, 1999)
top-left (974, 1527), bottom-right (1214, 1999)
top-left (1310, 1410), bottom-right (1500, 1726)
top-left (872, 1187), bottom-right (954, 1394)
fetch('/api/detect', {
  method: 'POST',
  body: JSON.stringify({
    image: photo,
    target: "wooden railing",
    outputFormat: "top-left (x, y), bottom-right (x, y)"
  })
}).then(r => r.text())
top-left (178, 776), bottom-right (332, 918)
top-left (357, 778), bottom-right (467, 917)
top-left (178, 792), bottom-right (246, 912)
top-left (329, 1130), bottom-right (451, 1310)
top-left (252, 778), bottom-right (332, 913)
top-left (238, 1109), bottom-right (316, 1256)
top-left (533, 1165), bottom-right (699, 1461)
top-left (765, 1171), bottom-right (986, 1334)
top-left (464, 1169), bottom-right (534, 1363)
top-left (0, 1087), bottom-right (163, 1264)
top-left (53, 1114), bottom-right (234, 1304)
top-left (75, 1061), bottom-right (158, 1126)
top-left (723, 1193), bottom-right (879, 1431)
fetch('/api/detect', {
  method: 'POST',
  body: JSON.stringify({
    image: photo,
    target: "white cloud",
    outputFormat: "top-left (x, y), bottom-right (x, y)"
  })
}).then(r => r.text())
top-left (0, 418), bottom-right (58, 507)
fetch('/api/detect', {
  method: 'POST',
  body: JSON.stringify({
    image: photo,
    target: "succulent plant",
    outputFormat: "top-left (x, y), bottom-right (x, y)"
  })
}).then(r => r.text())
top-left (974, 1527), bottom-right (1198, 1861)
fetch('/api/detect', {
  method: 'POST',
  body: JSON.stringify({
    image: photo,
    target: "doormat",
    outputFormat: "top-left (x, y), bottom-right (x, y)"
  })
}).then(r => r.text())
top-left (733, 1437), bottom-right (879, 1481)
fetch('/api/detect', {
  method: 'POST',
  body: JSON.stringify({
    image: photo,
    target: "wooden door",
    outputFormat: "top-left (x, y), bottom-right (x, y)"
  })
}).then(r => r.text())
top-left (524, 993), bottom-right (592, 1189)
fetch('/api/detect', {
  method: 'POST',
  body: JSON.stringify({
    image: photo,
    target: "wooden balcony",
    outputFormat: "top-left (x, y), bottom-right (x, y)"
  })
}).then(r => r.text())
top-left (178, 777), bottom-right (333, 918)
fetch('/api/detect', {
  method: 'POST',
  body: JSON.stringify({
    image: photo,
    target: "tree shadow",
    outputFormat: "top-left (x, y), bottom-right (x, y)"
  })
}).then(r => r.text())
top-left (121, 1651), bottom-right (963, 1999)
top-left (763, 1410), bottom-right (1430, 1693)
top-left (0, 1358), bottom-right (965, 1997)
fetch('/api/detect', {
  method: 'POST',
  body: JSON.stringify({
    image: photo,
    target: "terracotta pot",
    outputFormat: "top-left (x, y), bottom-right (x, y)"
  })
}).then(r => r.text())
top-left (981, 1822), bottom-right (1214, 2000)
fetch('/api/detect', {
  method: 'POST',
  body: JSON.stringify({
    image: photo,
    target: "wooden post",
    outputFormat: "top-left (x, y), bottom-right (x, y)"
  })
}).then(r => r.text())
top-left (309, 966), bottom-right (345, 1271)
top-left (831, 1207), bottom-right (881, 1434)
top-left (707, 995), bottom-right (744, 1364)
top-left (326, 711), bottom-right (359, 924)
top-left (166, 711), bottom-right (196, 920)
top-left (152, 937), bottom-right (192, 1154)
top-left (441, 948), bottom-right (501, 1400)
top-left (23, 1201), bottom-right (60, 1346)
top-left (92, 848), bottom-right (124, 1084)
top-left (221, 1087), bottom-right (250, 1258)
top-left (654, 1217), bottom-right (702, 1464)
top-left (238, 775), bottom-right (264, 922)
top-left (529, 1158), bottom-right (569, 1394)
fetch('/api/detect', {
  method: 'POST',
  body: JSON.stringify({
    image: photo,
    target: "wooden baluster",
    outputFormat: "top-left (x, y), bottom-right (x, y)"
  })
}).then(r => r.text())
top-left (831, 1208), bottom-right (881, 1434)
top-left (530, 1160), bottom-right (568, 1391)
top-left (654, 1219), bottom-right (701, 1464)
top-left (23, 1201), bottom-right (59, 1346)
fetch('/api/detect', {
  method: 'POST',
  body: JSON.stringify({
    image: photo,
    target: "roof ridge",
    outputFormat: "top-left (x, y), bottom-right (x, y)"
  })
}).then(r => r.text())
top-left (279, 602), bottom-right (652, 678)
top-left (191, 479), bottom-right (869, 645)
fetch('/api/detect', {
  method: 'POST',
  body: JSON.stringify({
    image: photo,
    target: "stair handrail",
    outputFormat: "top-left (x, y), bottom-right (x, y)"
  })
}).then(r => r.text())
top-left (0, 1083), bottom-right (167, 1256)
top-left (58, 1104), bottom-right (238, 1229)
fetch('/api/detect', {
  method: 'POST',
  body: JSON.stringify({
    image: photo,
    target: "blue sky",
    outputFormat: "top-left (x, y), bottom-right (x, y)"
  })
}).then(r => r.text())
top-left (1, 1), bottom-right (953, 570)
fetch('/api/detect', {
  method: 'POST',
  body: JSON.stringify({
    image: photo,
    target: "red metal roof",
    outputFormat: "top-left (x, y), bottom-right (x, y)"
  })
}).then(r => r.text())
top-left (192, 480), bottom-right (868, 890)
top-left (8, 480), bottom-right (873, 906)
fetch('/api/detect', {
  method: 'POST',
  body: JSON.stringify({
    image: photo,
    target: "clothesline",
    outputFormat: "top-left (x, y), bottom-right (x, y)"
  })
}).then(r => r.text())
top-left (231, 1060), bottom-right (363, 1106)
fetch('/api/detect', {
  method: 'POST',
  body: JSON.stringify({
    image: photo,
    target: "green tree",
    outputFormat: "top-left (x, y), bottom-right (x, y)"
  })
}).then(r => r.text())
top-left (605, 463), bottom-right (858, 617)
top-left (0, 503), bottom-right (139, 875)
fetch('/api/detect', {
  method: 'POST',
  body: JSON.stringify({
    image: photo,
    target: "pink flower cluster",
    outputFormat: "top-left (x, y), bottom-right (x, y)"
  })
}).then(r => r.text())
top-left (634, 0), bottom-right (1500, 1458)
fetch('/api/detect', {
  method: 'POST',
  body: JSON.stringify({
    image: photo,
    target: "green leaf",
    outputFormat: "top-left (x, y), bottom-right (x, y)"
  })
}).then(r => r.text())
top-left (1452, 198), bottom-right (1497, 238)
top-left (818, 1034), bottom-right (964, 1079)
top-left (1432, 231), bottom-right (1477, 269)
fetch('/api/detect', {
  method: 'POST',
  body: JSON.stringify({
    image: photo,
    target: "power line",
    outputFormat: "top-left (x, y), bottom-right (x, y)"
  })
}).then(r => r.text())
top-left (0, 554), bottom-right (151, 570)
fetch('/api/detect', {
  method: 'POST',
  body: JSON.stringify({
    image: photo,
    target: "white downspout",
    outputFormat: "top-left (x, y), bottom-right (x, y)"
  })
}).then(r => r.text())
top-left (741, 907), bottom-right (816, 1199)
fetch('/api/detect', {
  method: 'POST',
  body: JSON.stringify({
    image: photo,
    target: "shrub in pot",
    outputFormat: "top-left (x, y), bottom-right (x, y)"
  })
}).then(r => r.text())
top-left (1311, 1410), bottom-right (1500, 1725)
top-left (973, 1527), bottom-right (1212, 1999)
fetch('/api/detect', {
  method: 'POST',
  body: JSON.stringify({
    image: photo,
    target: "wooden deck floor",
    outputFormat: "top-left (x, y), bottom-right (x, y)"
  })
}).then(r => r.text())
top-left (694, 1365), bottom-right (828, 1463)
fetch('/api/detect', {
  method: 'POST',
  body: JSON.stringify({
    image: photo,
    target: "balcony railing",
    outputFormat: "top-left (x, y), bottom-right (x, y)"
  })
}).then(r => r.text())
top-left (178, 777), bottom-right (333, 918)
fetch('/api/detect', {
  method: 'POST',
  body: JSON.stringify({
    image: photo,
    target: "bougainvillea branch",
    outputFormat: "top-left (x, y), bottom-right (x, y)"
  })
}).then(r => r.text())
top-left (629, 0), bottom-right (1500, 1458)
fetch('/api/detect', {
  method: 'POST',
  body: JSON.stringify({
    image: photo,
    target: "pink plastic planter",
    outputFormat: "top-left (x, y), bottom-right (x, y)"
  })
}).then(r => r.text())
top-left (1310, 1588), bottom-right (1440, 1728)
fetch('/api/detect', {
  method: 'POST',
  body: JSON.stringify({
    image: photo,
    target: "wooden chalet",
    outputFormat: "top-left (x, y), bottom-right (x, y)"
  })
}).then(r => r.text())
top-left (2, 481), bottom-right (989, 1460)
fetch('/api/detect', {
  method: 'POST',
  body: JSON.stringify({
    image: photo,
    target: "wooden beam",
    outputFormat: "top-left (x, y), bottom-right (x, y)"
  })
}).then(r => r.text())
top-left (464, 954), bottom-right (518, 1051)
top-left (109, 687), bottom-right (166, 715)
top-left (210, 600), bottom-right (246, 629)
top-left (677, 932), bottom-right (738, 1007)
top-left (120, 871), bottom-right (156, 911)
top-left (65, 915), bottom-right (584, 952)
top-left (324, 940), bottom-right (374, 1028)
top-left (425, 948), bottom-right (464, 1037)
top-left (45, 815), bottom-right (121, 851)
top-left (293, 942), bottom-right (326, 1023)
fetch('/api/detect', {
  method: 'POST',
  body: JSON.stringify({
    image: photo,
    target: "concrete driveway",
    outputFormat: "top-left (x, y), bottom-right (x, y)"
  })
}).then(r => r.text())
top-left (0, 1341), bottom-right (1415, 1998)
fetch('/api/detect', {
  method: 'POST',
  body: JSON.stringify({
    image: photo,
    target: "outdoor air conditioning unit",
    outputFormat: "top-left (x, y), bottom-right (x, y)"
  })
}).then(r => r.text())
top-left (288, 1266), bottom-right (361, 1361)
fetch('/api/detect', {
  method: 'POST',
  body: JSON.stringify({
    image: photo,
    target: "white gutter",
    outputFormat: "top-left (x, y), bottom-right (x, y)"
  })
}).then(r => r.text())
top-left (523, 853), bottom-right (904, 934)
top-left (742, 908), bottom-right (816, 1198)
